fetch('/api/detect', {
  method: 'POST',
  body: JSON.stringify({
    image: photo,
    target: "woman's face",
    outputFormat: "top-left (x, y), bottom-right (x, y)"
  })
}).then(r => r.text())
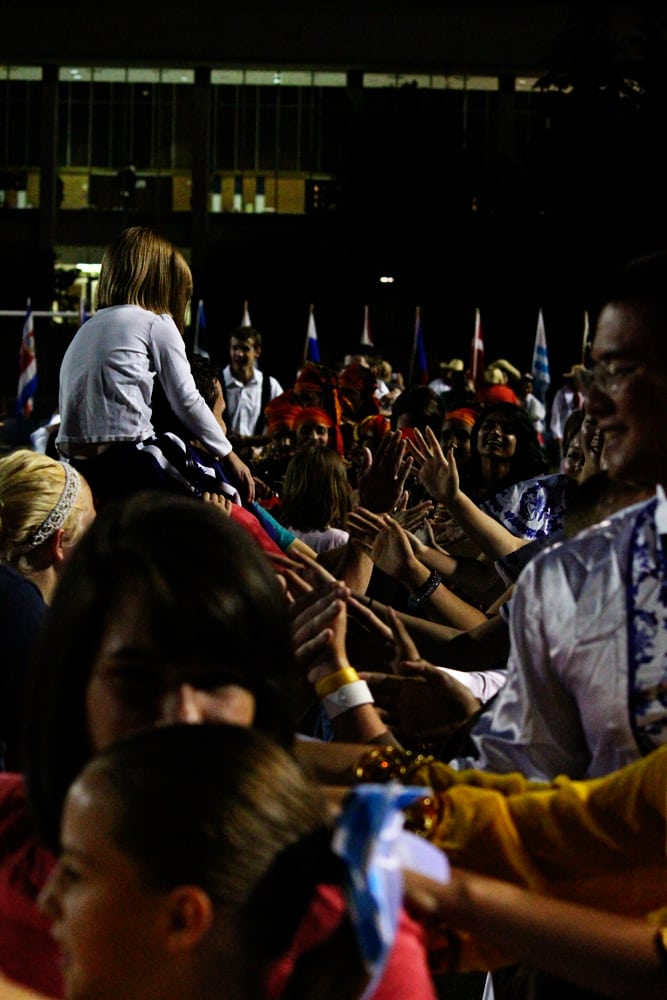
top-left (39, 774), bottom-right (170, 1000)
top-left (296, 420), bottom-right (330, 448)
top-left (85, 588), bottom-right (256, 752)
top-left (440, 419), bottom-right (472, 466)
top-left (477, 411), bottom-right (518, 461)
top-left (562, 432), bottom-right (584, 482)
top-left (581, 411), bottom-right (602, 458)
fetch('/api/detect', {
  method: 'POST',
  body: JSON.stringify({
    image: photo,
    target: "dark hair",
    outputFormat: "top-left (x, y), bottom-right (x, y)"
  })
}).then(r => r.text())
top-left (468, 402), bottom-right (547, 495)
top-left (592, 250), bottom-right (667, 364)
top-left (280, 444), bottom-right (352, 531)
top-left (83, 724), bottom-right (337, 990)
top-left (390, 386), bottom-right (443, 433)
top-left (230, 325), bottom-right (262, 349)
top-left (190, 354), bottom-right (221, 410)
top-left (24, 493), bottom-right (298, 850)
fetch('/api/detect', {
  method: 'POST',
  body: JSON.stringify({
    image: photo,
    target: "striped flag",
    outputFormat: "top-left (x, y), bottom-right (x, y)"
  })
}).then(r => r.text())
top-left (304, 304), bottom-right (321, 363)
top-left (468, 308), bottom-right (484, 389)
top-left (410, 306), bottom-right (428, 385)
top-left (361, 304), bottom-right (374, 347)
top-left (16, 300), bottom-right (37, 417)
top-left (241, 300), bottom-right (252, 327)
top-left (531, 308), bottom-right (551, 403)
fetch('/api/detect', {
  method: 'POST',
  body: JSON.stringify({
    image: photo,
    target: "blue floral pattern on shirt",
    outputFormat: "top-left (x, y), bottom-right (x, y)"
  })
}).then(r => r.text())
top-left (628, 496), bottom-right (667, 754)
top-left (481, 474), bottom-right (570, 540)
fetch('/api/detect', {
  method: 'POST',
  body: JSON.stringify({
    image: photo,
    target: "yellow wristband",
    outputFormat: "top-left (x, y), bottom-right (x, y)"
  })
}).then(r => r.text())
top-left (315, 666), bottom-right (359, 698)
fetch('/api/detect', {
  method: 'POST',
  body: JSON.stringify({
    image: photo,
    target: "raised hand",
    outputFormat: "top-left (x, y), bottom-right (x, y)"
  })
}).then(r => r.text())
top-left (415, 426), bottom-right (460, 505)
top-left (357, 430), bottom-right (413, 513)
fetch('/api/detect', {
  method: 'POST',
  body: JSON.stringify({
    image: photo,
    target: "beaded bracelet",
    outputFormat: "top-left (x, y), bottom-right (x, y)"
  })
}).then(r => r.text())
top-left (315, 666), bottom-right (360, 698)
top-left (406, 569), bottom-right (442, 610)
top-left (352, 745), bottom-right (440, 837)
top-left (352, 744), bottom-right (436, 783)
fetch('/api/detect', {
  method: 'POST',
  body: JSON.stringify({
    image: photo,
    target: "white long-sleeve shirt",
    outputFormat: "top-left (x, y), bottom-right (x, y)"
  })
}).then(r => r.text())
top-left (57, 305), bottom-right (231, 459)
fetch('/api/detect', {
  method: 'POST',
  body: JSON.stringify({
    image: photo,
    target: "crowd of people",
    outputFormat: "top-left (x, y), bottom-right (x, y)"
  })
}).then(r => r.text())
top-left (1, 225), bottom-right (666, 1000)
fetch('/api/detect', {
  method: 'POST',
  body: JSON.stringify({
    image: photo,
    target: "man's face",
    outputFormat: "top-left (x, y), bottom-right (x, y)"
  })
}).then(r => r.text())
top-left (229, 337), bottom-right (260, 381)
top-left (588, 301), bottom-right (667, 484)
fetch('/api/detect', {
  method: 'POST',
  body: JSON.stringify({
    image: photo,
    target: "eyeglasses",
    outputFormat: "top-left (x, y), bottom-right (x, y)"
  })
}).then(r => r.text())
top-left (588, 360), bottom-right (646, 395)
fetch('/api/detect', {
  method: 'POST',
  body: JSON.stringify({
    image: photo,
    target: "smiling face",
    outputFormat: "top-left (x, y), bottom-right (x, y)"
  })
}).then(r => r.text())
top-left (476, 410), bottom-right (518, 461)
top-left (562, 432), bottom-right (584, 482)
top-left (39, 774), bottom-right (171, 1000)
top-left (588, 301), bottom-right (667, 484)
top-left (229, 337), bottom-right (260, 383)
top-left (85, 587), bottom-right (256, 752)
top-left (296, 419), bottom-right (330, 448)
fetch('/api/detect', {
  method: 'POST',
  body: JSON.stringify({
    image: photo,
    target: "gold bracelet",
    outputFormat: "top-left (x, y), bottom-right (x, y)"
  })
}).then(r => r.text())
top-left (352, 744), bottom-right (435, 783)
top-left (315, 666), bottom-right (359, 698)
top-left (352, 745), bottom-right (440, 837)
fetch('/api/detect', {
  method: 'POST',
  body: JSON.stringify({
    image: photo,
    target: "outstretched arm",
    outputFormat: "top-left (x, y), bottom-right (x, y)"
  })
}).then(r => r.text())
top-left (405, 869), bottom-right (667, 1000)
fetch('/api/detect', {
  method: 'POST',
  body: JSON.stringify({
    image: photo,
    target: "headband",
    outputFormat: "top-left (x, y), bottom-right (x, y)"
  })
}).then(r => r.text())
top-left (15, 463), bottom-right (81, 554)
top-left (294, 407), bottom-right (335, 430)
top-left (445, 407), bottom-right (478, 427)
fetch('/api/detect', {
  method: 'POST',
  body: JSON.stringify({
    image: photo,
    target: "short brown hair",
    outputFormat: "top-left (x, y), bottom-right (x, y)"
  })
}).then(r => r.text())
top-left (97, 227), bottom-right (193, 333)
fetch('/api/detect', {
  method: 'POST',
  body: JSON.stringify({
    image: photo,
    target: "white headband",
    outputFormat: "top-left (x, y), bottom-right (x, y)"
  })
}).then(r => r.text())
top-left (16, 463), bottom-right (81, 553)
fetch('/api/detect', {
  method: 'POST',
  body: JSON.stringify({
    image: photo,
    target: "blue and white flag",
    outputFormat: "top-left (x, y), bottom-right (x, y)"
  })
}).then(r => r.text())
top-left (16, 300), bottom-right (37, 417)
top-left (193, 299), bottom-right (210, 359)
top-left (531, 308), bottom-right (550, 403)
top-left (304, 304), bottom-right (321, 363)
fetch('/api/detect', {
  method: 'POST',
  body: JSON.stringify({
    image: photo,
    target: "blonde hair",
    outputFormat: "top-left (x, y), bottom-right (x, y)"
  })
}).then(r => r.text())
top-left (0, 451), bottom-right (88, 570)
top-left (96, 227), bottom-right (193, 333)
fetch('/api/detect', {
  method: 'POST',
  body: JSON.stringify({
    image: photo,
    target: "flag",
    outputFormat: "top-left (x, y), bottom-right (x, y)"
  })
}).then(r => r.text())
top-left (193, 299), bottom-right (210, 359)
top-left (581, 310), bottom-right (592, 367)
top-left (304, 304), bottom-right (321, 363)
top-left (409, 306), bottom-right (428, 385)
top-left (468, 308), bottom-right (484, 388)
top-left (16, 299), bottom-right (37, 418)
top-left (361, 304), bottom-right (374, 347)
top-left (531, 308), bottom-right (551, 403)
top-left (241, 300), bottom-right (252, 327)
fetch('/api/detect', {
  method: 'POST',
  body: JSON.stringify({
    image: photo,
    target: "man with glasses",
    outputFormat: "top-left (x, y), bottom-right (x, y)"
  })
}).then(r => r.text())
top-left (452, 251), bottom-right (667, 781)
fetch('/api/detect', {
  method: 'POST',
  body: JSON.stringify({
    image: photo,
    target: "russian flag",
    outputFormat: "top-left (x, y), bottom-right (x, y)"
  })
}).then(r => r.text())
top-left (16, 300), bottom-right (37, 417)
top-left (305, 304), bottom-right (321, 363)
